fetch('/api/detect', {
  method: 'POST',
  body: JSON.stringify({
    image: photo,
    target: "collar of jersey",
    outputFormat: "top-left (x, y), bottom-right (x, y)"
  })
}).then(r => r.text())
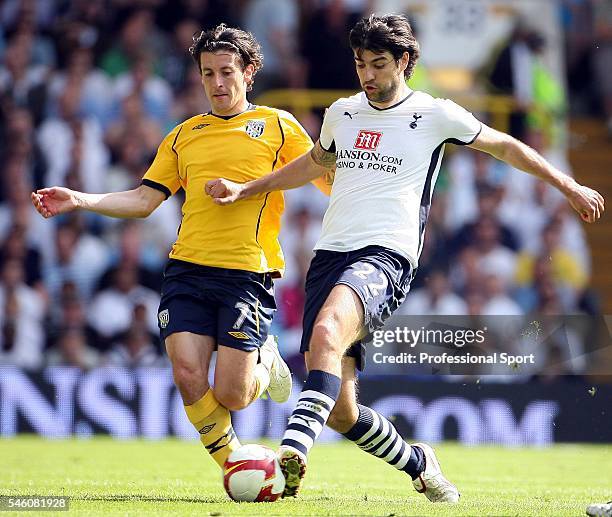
top-left (367, 90), bottom-right (414, 111)
top-left (206, 103), bottom-right (257, 120)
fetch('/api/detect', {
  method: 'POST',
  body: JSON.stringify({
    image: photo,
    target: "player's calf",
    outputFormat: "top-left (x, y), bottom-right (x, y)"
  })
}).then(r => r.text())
top-left (341, 404), bottom-right (425, 479)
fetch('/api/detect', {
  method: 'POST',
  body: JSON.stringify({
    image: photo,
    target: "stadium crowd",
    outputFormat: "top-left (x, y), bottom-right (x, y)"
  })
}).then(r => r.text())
top-left (0, 0), bottom-right (606, 373)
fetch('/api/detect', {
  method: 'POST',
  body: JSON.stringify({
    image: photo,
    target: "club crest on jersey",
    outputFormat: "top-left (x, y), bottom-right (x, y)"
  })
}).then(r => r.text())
top-left (245, 120), bottom-right (265, 138)
top-left (158, 309), bottom-right (169, 329)
top-left (354, 130), bottom-right (382, 150)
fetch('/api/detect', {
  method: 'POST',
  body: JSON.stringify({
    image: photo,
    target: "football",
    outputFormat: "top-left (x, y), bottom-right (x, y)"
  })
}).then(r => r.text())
top-left (223, 444), bottom-right (286, 502)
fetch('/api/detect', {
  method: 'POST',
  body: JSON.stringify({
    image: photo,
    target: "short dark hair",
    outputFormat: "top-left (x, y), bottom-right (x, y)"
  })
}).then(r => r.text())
top-left (349, 14), bottom-right (420, 79)
top-left (189, 24), bottom-right (263, 90)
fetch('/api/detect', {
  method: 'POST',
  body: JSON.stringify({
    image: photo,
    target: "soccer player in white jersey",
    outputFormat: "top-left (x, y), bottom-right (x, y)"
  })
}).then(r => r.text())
top-left (207, 14), bottom-right (605, 501)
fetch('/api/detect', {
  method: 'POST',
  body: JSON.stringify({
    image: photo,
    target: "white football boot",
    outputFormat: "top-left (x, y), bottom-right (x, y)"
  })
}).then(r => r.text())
top-left (277, 446), bottom-right (307, 498)
top-left (260, 334), bottom-right (292, 403)
top-left (587, 502), bottom-right (612, 517)
top-left (411, 443), bottom-right (460, 503)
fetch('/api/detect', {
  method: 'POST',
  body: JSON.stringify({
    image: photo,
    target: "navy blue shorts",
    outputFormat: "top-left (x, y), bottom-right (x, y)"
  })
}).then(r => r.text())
top-left (300, 246), bottom-right (414, 370)
top-left (157, 259), bottom-right (276, 352)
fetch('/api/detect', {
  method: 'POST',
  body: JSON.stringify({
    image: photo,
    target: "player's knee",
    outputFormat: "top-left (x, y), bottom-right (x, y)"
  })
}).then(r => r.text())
top-left (310, 316), bottom-right (343, 357)
top-left (214, 385), bottom-right (251, 411)
top-left (171, 360), bottom-right (208, 398)
top-left (327, 401), bottom-right (359, 433)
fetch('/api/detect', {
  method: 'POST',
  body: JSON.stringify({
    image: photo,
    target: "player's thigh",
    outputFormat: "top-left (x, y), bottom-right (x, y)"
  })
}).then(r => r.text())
top-left (165, 331), bottom-right (215, 404)
top-left (214, 271), bottom-right (275, 408)
top-left (311, 283), bottom-right (366, 354)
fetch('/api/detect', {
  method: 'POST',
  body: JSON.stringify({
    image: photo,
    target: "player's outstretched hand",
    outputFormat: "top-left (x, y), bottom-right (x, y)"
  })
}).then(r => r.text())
top-left (205, 178), bottom-right (244, 205)
top-left (566, 183), bottom-right (605, 223)
top-left (31, 187), bottom-right (78, 218)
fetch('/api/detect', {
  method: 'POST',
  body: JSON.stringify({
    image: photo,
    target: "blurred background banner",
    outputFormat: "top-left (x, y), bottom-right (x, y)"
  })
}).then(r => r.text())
top-left (0, 366), bottom-right (610, 444)
top-left (0, 0), bottom-right (610, 442)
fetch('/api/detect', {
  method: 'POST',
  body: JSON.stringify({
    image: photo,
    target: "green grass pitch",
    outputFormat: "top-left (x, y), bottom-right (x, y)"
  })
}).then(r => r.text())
top-left (1, 436), bottom-right (610, 515)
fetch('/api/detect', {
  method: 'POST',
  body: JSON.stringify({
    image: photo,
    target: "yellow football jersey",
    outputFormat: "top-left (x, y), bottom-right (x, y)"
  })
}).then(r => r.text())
top-left (142, 105), bottom-right (329, 276)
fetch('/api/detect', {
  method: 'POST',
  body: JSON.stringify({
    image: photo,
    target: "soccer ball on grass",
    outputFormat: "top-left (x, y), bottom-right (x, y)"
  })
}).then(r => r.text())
top-left (223, 444), bottom-right (285, 502)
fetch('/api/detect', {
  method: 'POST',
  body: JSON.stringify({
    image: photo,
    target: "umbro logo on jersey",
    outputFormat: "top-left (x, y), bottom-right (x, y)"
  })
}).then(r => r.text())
top-left (245, 119), bottom-right (265, 138)
top-left (354, 130), bottom-right (382, 150)
top-left (410, 114), bottom-right (422, 129)
top-left (192, 123), bottom-right (210, 130)
top-left (343, 111), bottom-right (358, 119)
top-left (228, 331), bottom-right (250, 339)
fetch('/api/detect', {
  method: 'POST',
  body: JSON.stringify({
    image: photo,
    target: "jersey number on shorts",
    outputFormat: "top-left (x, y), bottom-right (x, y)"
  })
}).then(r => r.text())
top-left (352, 264), bottom-right (388, 300)
top-left (233, 302), bottom-right (250, 329)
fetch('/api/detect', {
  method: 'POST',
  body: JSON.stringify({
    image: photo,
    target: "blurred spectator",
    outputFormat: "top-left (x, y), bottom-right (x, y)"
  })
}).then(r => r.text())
top-left (483, 20), bottom-right (536, 139)
top-left (244, 0), bottom-right (302, 93)
top-left (480, 274), bottom-right (522, 315)
top-left (43, 220), bottom-right (111, 303)
top-left (160, 18), bottom-right (199, 93)
top-left (450, 182), bottom-right (519, 254)
top-left (171, 66), bottom-right (211, 121)
top-left (46, 328), bottom-right (100, 369)
top-left (449, 247), bottom-right (486, 297)
top-left (399, 269), bottom-right (467, 315)
top-left (592, 0), bottom-right (612, 133)
top-left (99, 8), bottom-right (164, 78)
top-left (0, 258), bottom-right (45, 369)
top-left (0, 225), bottom-right (42, 290)
top-left (38, 82), bottom-right (109, 194)
top-left (515, 221), bottom-right (588, 295)
top-left (112, 51), bottom-right (172, 127)
top-left (471, 217), bottom-right (517, 287)
top-left (104, 135), bottom-right (150, 193)
top-left (515, 255), bottom-right (577, 314)
top-left (0, 106), bottom-right (46, 192)
top-left (102, 219), bottom-right (170, 290)
top-left (154, 0), bottom-right (239, 35)
top-left (0, 163), bottom-right (53, 263)
top-left (105, 93), bottom-right (163, 160)
top-left (1, 0), bottom-right (57, 32)
top-left (105, 322), bottom-right (161, 367)
top-left (48, 47), bottom-right (113, 127)
top-left (0, 35), bottom-right (49, 125)
top-left (300, 0), bottom-right (362, 89)
top-left (87, 264), bottom-right (159, 340)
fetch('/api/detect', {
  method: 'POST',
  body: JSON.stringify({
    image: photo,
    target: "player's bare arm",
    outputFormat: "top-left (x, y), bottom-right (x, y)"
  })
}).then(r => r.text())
top-left (206, 140), bottom-right (335, 205)
top-left (31, 184), bottom-right (166, 219)
top-left (470, 124), bottom-right (605, 223)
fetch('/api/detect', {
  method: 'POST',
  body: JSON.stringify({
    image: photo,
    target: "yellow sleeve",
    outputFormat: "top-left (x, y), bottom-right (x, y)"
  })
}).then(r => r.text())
top-left (141, 124), bottom-right (183, 197)
top-left (278, 111), bottom-right (332, 196)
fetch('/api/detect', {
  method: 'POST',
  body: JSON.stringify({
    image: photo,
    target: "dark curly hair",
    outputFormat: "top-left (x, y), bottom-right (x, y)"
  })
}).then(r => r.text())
top-left (189, 24), bottom-right (263, 91)
top-left (349, 14), bottom-right (420, 79)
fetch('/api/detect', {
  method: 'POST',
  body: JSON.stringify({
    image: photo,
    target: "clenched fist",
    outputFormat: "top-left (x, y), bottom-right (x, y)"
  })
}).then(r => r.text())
top-left (205, 178), bottom-right (245, 205)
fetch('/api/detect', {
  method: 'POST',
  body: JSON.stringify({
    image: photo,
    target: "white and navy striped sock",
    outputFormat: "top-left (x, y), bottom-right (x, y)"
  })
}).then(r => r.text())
top-left (281, 370), bottom-right (341, 456)
top-left (343, 404), bottom-right (425, 480)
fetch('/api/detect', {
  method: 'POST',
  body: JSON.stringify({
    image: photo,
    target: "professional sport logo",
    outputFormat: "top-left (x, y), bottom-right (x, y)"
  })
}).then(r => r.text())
top-left (245, 120), bottom-right (266, 138)
top-left (354, 130), bottom-right (382, 150)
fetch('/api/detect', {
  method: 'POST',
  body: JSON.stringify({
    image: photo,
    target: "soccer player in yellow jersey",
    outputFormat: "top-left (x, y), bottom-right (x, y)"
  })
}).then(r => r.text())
top-left (31, 24), bottom-right (331, 470)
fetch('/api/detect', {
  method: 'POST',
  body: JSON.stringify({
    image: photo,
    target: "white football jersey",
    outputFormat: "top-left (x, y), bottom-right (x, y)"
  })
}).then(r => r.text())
top-left (315, 90), bottom-right (482, 266)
